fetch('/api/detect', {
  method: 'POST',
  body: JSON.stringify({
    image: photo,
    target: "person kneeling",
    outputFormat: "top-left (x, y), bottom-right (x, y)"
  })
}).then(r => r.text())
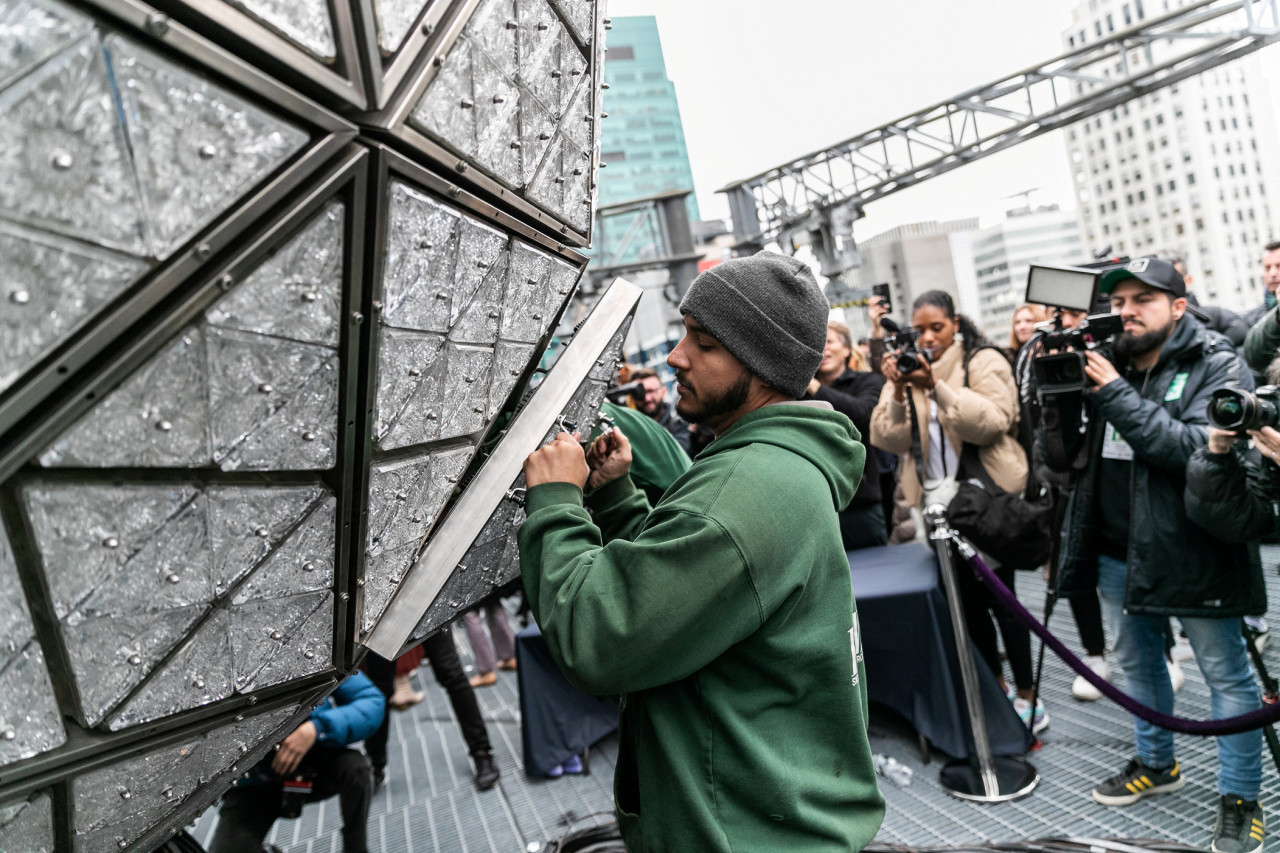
top-left (208, 671), bottom-right (386, 853)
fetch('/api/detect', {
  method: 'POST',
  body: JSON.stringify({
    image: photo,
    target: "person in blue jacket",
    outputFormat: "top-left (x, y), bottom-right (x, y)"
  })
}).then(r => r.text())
top-left (209, 671), bottom-right (386, 853)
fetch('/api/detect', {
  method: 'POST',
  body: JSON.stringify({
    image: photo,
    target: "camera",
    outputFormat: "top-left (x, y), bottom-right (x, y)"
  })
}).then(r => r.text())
top-left (1024, 264), bottom-right (1124, 396)
top-left (879, 318), bottom-right (929, 374)
top-left (1032, 313), bottom-right (1124, 395)
top-left (603, 379), bottom-right (644, 405)
top-left (1207, 386), bottom-right (1280, 431)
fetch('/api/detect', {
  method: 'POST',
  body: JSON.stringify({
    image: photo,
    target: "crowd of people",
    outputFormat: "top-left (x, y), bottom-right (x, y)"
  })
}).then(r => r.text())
top-left (517, 244), bottom-right (1279, 853)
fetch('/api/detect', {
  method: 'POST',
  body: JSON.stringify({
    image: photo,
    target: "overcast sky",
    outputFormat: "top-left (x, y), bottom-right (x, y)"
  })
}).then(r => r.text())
top-left (604, 0), bottom-right (1280, 241)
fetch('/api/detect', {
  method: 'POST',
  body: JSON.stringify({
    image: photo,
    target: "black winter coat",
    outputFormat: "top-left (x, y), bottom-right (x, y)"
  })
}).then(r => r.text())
top-left (1183, 444), bottom-right (1270, 615)
top-left (1049, 315), bottom-right (1261, 617)
top-left (806, 368), bottom-right (886, 505)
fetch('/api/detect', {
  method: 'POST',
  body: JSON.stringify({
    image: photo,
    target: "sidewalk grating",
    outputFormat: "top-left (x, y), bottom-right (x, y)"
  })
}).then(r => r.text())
top-left (189, 548), bottom-right (1280, 851)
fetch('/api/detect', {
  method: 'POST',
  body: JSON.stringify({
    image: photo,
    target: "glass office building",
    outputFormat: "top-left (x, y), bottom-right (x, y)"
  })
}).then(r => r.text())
top-left (598, 17), bottom-right (699, 223)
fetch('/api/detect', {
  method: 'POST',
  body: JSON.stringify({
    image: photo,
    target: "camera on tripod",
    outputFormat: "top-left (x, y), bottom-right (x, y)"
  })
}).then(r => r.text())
top-left (1025, 264), bottom-right (1124, 396)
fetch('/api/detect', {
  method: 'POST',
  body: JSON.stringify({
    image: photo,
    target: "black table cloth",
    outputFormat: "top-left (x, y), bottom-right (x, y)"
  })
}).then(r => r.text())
top-left (516, 623), bottom-right (619, 777)
top-left (851, 542), bottom-right (1034, 759)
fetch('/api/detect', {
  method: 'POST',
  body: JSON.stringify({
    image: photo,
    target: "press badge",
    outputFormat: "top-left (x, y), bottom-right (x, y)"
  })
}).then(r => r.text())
top-left (1101, 422), bottom-right (1134, 460)
top-left (1165, 372), bottom-right (1189, 401)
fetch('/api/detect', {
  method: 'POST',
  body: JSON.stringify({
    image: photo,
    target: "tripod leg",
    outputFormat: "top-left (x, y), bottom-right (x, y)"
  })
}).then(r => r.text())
top-left (1242, 619), bottom-right (1280, 777)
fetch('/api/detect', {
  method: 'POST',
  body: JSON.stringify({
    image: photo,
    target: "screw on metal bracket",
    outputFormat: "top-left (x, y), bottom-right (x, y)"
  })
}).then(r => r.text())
top-left (194, 242), bottom-right (212, 260)
top-left (351, 311), bottom-right (364, 324)
top-left (145, 13), bottom-right (170, 35)
top-left (421, 21), bottom-right (434, 36)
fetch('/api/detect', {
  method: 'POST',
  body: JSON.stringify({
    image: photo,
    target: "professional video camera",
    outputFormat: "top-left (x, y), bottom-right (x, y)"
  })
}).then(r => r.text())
top-left (879, 317), bottom-right (929, 374)
top-left (1025, 263), bottom-right (1125, 396)
top-left (1208, 386), bottom-right (1280, 431)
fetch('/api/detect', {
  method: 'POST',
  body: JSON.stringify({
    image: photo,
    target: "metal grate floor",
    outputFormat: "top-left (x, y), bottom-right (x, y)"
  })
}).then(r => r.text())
top-left (189, 549), bottom-right (1280, 852)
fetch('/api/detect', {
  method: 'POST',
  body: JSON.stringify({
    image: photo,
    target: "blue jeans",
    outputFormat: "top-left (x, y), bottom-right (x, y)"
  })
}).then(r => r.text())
top-left (1096, 555), bottom-right (1262, 798)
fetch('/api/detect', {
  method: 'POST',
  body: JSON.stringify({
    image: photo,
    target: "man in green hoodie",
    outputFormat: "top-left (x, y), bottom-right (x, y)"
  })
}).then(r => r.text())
top-left (518, 252), bottom-right (885, 852)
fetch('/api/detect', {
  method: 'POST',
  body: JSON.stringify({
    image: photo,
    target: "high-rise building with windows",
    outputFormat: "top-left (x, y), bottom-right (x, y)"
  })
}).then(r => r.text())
top-left (850, 219), bottom-right (980, 341)
top-left (1063, 0), bottom-right (1280, 313)
top-left (971, 205), bottom-right (1086, 339)
top-left (598, 17), bottom-right (699, 222)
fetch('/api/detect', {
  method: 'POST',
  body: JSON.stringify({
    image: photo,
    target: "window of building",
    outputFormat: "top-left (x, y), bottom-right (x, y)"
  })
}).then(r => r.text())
top-left (601, 150), bottom-right (627, 163)
top-left (1187, 171), bottom-right (1196, 185)
top-left (609, 45), bottom-right (635, 60)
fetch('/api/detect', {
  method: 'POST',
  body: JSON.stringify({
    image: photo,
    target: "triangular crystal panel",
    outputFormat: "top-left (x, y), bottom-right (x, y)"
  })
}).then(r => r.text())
top-left (0, 644), bottom-right (67, 767)
top-left (0, 793), bottom-right (53, 853)
top-left (23, 483), bottom-right (203, 621)
top-left (0, 0), bottom-right (94, 93)
top-left (106, 610), bottom-right (235, 731)
top-left (39, 327), bottom-right (212, 468)
top-left (374, 0), bottom-right (431, 54)
top-left (205, 201), bottom-right (345, 348)
top-left (63, 604), bottom-right (208, 727)
top-left (0, 35), bottom-right (149, 254)
top-left (0, 221), bottom-right (150, 395)
top-left (219, 0), bottom-right (336, 60)
top-left (230, 590), bottom-right (329, 691)
top-left (105, 33), bottom-right (308, 258)
top-left (205, 326), bottom-right (338, 470)
top-left (232, 496), bottom-right (336, 604)
top-left (206, 484), bottom-right (327, 596)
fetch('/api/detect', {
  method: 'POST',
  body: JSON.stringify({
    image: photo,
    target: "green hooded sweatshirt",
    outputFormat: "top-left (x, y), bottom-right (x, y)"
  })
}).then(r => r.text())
top-left (518, 402), bottom-right (885, 853)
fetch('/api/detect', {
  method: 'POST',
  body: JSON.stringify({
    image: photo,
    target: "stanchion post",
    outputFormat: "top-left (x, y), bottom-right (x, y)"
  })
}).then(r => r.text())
top-left (926, 506), bottom-right (1039, 802)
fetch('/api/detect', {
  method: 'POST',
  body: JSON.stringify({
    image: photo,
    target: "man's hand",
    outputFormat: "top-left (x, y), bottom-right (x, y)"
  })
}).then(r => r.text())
top-left (868, 297), bottom-right (889, 339)
top-left (1084, 351), bottom-right (1122, 390)
top-left (1207, 427), bottom-right (1238, 455)
top-left (586, 427), bottom-right (633, 490)
top-left (1248, 426), bottom-right (1280, 466)
top-left (271, 721), bottom-right (317, 776)
top-left (523, 432), bottom-right (590, 489)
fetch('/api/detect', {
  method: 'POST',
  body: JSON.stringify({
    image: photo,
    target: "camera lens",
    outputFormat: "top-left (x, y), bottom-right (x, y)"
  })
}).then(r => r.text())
top-left (1208, 389), bottom-right (1250, 430)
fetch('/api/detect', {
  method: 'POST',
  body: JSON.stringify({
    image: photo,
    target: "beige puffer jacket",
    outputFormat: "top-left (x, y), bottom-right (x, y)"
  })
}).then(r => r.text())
top-left (869, 342), bottom-right (1027, 508)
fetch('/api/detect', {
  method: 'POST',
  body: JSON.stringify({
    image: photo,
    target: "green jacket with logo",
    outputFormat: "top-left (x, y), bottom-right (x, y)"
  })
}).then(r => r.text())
top-left (518, 403), bottom-right (884, 852)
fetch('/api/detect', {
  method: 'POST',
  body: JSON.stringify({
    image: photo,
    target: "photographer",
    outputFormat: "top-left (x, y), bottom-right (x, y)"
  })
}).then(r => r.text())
top-left (209, 671), bottom-right (385, 853)
top-left (868, 291), bottom-right (1043, 731)
top-left (1044, 258), bottom-right (1264, 852)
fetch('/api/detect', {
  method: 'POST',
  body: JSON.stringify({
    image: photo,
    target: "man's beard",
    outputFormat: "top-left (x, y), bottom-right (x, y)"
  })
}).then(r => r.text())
top-left (675, 370), bottom-right (752, 425)
top-left (1113, 319), bottom-right (1174, 360)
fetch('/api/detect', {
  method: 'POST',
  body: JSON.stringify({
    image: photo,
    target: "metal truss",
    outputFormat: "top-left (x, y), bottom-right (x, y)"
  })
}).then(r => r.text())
top-left (720, 0), bottom-right (1280, 277)
top-left (588, 189), bottom-right (701, 296)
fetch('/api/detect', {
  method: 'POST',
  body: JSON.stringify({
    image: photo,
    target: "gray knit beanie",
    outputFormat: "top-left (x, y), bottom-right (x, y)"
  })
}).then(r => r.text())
top-left (678, 252), bottom-right (827, 398)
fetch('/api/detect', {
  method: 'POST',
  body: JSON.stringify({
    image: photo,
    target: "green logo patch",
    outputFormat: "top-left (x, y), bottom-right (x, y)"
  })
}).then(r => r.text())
top-left (1165, 372), bottom-right (1189, 401)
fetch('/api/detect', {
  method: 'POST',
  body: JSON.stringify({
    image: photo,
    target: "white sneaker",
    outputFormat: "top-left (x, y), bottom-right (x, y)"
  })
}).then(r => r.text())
top-left (1072, 655), bottom-right (1110, 701)
top-left (1167, 658), bottom-right (1186, 693)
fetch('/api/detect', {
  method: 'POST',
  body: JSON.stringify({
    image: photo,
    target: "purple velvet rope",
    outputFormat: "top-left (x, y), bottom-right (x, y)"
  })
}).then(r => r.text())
top-left (958, 542), bottom-right (1280, 736)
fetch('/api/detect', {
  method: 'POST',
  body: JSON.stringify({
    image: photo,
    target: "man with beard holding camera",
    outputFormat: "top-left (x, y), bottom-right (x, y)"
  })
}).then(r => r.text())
top-left (517, 252), bottom-right (885, 852)
top-left (1046, 257), bottom-right (1263, 853)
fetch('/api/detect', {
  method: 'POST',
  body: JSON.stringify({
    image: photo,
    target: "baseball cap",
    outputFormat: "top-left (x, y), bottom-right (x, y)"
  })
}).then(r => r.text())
top-left (1099, 257), bottom-right (1187, 298)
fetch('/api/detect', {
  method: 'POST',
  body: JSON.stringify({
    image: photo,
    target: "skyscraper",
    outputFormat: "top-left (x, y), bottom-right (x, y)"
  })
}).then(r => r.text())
top-left (1063, 0), bottom-right (1280, 313)
top-left (598, 16), bottom-right (699, 221)
top-left (971, 205), bottom-right (1086, 339)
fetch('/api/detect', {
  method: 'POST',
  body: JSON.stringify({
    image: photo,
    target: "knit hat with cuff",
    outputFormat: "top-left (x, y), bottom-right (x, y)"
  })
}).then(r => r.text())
top-left (678, 252), bottom-right (828, 398)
